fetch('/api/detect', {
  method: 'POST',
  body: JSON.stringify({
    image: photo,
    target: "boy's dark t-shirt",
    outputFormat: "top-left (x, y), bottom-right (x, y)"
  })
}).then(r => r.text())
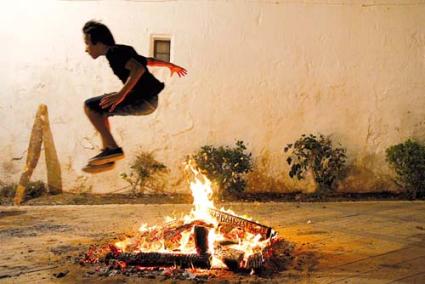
top-left (106, 44), bottom-right (164, 99)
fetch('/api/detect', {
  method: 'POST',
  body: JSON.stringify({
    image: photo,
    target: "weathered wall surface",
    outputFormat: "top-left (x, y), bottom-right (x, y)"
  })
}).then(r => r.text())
top-left (1, 0), bottom-right (424, 193)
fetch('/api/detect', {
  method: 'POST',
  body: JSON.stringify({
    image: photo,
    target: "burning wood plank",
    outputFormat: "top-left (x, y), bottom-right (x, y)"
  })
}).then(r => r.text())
top-left (163, 220), bottom-right (211, 241)
top-left (208, 208), bottom-right (273, 239)
top-left (161, 220), bottom-right (212, 250)
top-left (106, 223), bottom-right (212, 269)
top-left (106, 252), bottom-right (212, 269)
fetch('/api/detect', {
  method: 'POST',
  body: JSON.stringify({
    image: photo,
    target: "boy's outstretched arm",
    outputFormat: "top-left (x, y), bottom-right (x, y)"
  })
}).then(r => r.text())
top-left (147, 58), bottom-right (187, 77)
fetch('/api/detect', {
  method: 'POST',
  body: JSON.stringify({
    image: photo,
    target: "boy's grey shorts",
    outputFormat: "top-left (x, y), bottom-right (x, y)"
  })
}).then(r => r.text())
top-left (85, 87), bottom-right (162, 117)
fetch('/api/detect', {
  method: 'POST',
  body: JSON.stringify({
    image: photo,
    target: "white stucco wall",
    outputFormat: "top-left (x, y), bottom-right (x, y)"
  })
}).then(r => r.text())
top-left (1, 0), bottom-right (424, 193)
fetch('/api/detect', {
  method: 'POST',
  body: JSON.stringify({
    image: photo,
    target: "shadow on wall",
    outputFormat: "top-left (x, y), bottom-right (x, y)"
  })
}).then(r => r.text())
top-left (246, 151), bottom-right (400, 194)
top-left (245, 150), bottom-right (288, 193)
top-left (336, 153), bottom-right (400, 193)
top-left (245, 151), bottom-right (317, 194)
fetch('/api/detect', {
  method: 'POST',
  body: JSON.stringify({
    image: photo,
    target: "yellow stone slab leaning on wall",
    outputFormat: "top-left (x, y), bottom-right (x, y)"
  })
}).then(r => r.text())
top-left (14, 104), bottom-right (62, 205)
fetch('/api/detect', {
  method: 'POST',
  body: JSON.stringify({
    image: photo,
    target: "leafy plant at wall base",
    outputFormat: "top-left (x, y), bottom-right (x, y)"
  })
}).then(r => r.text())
top-left (386, 139), bottom-right (425, 199)
top-left (284, 134), bottom-right (347, 192)
top-left (189, 140), bottom-right (253, 199)
top-left (120, 150), bottom-right (168, 194)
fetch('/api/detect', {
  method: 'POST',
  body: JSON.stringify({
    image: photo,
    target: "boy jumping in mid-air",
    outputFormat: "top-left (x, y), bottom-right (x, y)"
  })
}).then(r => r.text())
top-left (82, 21), bottom-right (187, 173)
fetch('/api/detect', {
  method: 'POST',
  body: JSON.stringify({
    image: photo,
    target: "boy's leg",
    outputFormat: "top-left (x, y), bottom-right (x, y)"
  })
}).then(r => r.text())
top-left (82, 89), bottom-right (161, 171)
top-left (84, 104), bottom-right (118, 149)
top-left (83, 97), bottom-right (124, 167)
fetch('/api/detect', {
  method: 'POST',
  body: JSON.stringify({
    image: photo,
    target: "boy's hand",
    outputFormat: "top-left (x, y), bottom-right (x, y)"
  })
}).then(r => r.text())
top-left (170, 64), bottom-right (187, 77)
top-left (99, 92), bottom-right (126, 112)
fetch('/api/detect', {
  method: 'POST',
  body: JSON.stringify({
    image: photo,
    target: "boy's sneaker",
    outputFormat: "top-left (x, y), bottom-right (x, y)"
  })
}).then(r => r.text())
top-left (82, 162), bottom-right (115, 174)
top-left (88, 147), bottom-right (124, 166)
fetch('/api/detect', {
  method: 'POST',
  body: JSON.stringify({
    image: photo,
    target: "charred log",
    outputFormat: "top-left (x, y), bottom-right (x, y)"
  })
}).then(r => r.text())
top-left (106, 252), bottom-right (212, 269)
top-left (194, 226), bottom-right (209, 255)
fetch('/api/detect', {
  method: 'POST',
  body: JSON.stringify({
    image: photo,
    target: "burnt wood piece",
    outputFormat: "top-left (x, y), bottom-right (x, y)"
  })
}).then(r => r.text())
top-left (245, 252), bottom-right (264, 270)
top-left (217, 239), bottom-right (239, 246)
top-left (215, 246), bottom-right (245, 271)
top-left (106, 252), bottom-right (212, 269)
top-left (208, 208), bottom-right (273, 239)
top-left (194, 226), bottom-right (209, 255)
top-left (216, 246), bottom-right (264, 271)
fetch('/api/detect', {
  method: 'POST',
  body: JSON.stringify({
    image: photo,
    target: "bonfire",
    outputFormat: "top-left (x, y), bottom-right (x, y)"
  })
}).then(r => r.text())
top-left (82, 163), bottom-right (281, 276)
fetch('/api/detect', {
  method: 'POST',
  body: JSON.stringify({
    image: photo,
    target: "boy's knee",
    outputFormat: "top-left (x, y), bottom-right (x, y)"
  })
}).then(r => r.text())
top-left (84, 101), bottom-right (91, 114)
top-left (84, 98), bottom-right (92, 108)
top-left (84, 96), bottom-right (106, 117)
top-left (84, 98), bottom-right (97, 112)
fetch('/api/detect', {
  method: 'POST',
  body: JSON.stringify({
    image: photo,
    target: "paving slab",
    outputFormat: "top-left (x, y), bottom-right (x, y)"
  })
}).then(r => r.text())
top-left (0, 201), bottom-right (424, 283)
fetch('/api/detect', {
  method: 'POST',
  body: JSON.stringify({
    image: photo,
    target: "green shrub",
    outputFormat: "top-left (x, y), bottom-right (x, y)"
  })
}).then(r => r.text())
top-left (188, 140), bottom-right (253, 198)
top-left (284, 134), bottom-right (346, 192)
top-left (120, 150), bottom-right (168, 194)
top-left (386, 139), bottom-right (425, 198)
top-left (0, 181), bottom-right (46, 205)
top-left (25, 181), bottom-right (47, 199)
top-left (0, 182), bottom-right (16, 204)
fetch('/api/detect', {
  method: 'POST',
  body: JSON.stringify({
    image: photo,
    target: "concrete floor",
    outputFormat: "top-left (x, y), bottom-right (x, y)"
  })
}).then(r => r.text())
top-left (0, 201), bottom-right (424, 283)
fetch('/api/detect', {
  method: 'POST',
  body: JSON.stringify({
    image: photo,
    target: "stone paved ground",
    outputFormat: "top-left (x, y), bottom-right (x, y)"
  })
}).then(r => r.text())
top-left (0, 201), bottom-right (424, 283)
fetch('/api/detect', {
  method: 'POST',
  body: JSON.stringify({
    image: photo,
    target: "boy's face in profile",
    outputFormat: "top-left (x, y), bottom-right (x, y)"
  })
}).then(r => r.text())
top-left (84, 34), bottom-right (103, 59)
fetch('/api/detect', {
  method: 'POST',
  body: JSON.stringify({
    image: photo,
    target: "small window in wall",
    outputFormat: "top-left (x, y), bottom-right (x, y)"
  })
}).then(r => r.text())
top-left (153, 39), bottom-right (171, 62)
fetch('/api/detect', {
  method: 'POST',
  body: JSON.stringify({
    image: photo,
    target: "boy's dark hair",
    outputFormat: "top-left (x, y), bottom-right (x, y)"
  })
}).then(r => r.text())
top-left (83, 20), bottom-right (115, 46)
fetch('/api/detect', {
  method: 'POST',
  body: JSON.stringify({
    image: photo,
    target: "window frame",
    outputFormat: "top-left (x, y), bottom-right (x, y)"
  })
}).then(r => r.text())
top-left (150, 35), bottom-right (173, 63)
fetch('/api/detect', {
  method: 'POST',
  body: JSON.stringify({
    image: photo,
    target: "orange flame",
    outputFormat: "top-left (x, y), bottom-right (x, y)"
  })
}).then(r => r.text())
top-left (114, 160), bottom-right (273, 268)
